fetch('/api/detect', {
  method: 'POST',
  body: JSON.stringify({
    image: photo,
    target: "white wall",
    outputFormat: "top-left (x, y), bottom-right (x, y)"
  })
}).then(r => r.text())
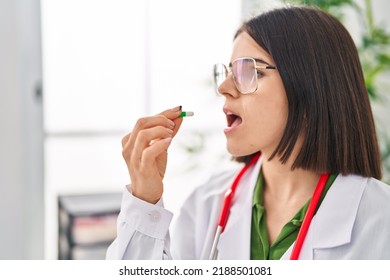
top-left (0, 0), bottom-right (44, 259)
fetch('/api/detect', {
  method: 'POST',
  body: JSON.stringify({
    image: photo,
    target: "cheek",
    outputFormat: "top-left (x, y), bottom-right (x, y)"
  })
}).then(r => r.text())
top-left (260, 78), bottom-right (288, 131)
top-left (249, 104), bottom-right (287, 138)
top-left (245, 90), bottom-right (288, 147)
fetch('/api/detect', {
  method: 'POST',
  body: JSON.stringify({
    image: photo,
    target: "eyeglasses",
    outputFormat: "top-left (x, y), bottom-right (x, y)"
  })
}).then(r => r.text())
top-left (213, 57), bottom-right (277, 95)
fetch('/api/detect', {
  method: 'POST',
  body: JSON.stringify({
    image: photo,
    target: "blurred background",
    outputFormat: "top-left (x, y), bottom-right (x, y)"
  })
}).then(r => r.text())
top-left (0, 0), bottom-right (389, 259)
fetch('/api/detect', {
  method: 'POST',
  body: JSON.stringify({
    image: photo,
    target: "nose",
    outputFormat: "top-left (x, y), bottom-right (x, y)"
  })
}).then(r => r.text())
top-left (217, 73), bottom-right (240, 99)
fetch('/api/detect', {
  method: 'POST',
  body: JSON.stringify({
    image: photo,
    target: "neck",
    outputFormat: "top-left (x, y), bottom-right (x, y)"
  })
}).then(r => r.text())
top-left (261, 155), bottom-right (320, 204)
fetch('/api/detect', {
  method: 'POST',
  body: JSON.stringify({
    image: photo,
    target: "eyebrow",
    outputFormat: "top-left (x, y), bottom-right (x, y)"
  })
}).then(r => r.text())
top-left (254, 58), bottom-right (273, 66)
top-left (229, 57), bottom-right (274, 67)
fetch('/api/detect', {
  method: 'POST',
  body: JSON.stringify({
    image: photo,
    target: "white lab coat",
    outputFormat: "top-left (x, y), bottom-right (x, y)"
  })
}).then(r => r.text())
top-left (106, 157), bottom-right (390, 260)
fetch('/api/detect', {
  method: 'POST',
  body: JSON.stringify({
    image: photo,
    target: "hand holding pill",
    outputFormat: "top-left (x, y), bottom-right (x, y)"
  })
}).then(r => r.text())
top-left (121, 106), bottom-right (193, 204)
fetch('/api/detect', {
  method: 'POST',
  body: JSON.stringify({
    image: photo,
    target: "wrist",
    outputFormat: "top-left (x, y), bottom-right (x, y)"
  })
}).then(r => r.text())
top-left (129, 183), bottom-right (161, 204)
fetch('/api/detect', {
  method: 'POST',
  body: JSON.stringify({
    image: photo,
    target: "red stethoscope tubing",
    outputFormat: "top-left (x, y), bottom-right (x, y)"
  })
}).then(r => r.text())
top-left (289, 172), bottom-right (329, 260)
top-left (210, 152), bottom-right (329, 260)
top-left (217, 153), bottom-right (261, 231)
top-left (209, 153), bottom-right (261, 260)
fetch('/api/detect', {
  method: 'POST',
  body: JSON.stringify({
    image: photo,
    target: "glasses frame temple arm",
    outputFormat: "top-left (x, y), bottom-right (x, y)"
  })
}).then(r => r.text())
top-left (255, 65), bottom-right (277, 70)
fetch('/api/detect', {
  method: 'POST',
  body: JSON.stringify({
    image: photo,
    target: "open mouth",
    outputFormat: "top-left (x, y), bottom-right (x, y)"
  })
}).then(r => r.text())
top-left (226, 112), bottom-right (242, 129)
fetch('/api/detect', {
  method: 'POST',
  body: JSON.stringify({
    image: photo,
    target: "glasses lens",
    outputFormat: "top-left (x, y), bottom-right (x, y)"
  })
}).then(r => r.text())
top-left (213, 64), bottom-right (227, 95)
top-left (232, 58), bottom-right (257, 94)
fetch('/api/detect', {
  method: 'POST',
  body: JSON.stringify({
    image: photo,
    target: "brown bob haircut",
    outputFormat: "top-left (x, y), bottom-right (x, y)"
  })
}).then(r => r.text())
top-left (235, 5), bottom-right (382, 179)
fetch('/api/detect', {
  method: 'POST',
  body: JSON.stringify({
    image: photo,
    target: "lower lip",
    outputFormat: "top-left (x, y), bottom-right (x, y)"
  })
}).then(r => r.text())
top-left (224, 123), bottom-right (242, 133)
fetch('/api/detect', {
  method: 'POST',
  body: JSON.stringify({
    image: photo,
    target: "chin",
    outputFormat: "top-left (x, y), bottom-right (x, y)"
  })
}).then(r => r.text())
top-left (226, 143), bottom-right (252, 158)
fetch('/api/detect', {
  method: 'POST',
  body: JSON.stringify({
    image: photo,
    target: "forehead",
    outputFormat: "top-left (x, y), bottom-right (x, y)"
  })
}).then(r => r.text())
top-left (231, 32), bottom-right (274, 65)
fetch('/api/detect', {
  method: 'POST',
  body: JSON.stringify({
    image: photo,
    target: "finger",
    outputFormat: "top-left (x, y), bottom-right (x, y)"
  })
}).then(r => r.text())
top-left (128, 115), bottom-right (175, 153)
top-left (141, 137), bottom-right (172, 169)
top-left (138, 126), bottom-right (174, 147)
top-left (122, 126), bottom-right (171, 166)
top-left (125, 106), bottom-right (187, 157)
top-left (157, 107), bottom-right (184, 137)
top-left (157, 106), bottom-right (183, 120)
top-left (133, 115), bottom-right (176, 135)
top-left (121, 132), bottom-right (131, 148)
top-left (130, 126), bottom-right (174, 166)
top-left (170, 116), bottom-right (183, 137)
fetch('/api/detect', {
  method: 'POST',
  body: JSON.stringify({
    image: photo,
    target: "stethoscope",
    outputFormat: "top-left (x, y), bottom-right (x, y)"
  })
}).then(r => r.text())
top-left (209, 152), bottom-right (329, 260)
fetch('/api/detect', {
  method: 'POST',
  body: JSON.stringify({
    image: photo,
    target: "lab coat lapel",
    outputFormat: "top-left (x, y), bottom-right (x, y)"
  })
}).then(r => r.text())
top-left (311, 175), bottom-right (367, 249)
top-left (281, 175), bottom-right (367, 259)
top-left (217, 158), bottom-right (262, 259)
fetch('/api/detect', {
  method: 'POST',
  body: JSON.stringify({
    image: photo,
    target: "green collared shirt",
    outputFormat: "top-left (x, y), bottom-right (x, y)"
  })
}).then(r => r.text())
top-left (250, 171), bottom-right (337, 260)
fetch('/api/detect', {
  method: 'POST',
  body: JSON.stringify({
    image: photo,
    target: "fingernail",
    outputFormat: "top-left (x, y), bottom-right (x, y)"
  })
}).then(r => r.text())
top-left (171, 105), bottom-right (182, 112)
top-left (164, 137), bottom-right (172, 143)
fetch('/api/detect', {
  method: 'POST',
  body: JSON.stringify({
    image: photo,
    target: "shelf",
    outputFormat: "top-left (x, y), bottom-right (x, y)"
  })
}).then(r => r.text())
top-left (58, 192), bottom-right (122, 260)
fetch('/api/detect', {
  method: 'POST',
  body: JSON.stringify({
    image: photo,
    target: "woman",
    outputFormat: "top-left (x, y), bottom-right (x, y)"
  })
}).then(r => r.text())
top-left (106, 5), bottom-right (390, 260)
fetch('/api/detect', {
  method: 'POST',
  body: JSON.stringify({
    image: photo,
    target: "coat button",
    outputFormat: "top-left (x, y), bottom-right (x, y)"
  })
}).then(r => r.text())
top-left (148, 210), bottom-right (161, 222)
top-left (292, 219), bottom-right (302, 227)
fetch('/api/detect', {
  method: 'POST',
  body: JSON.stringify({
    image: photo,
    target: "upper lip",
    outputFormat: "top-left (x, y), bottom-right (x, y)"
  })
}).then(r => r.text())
top-left (223, 107), bottom-right (240, 116)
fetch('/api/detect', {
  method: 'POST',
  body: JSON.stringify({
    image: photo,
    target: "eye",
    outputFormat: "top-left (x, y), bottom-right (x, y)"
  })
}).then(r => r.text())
top-left (256, 69), bottom-right (265, 78)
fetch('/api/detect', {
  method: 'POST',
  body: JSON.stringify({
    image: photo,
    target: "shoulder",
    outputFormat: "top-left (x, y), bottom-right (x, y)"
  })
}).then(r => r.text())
top-left (328, 174), bottom-right (390, 224)
top-left (335, 174), bottom-right (390, 194)
top-left (347, 175), bottom-right (390, 255)
top-left (338, 174), bottom-right (390, 218)
top-left (337, 174), bottom-right (390, 202)
top-left (365, 176), bottom-right (390, 193)
top-left (361, 176), bottom-right (390, 209)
